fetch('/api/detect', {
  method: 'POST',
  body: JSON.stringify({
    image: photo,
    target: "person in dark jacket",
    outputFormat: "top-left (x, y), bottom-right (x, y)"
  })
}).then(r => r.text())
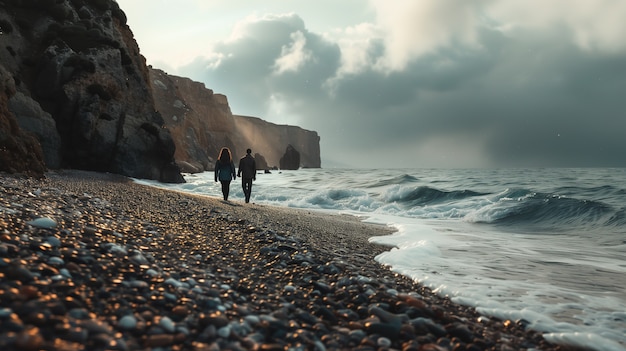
top-left (214, 147), bottom-right (236, 201)
top-left (237, 148), bottom-right (256, 203)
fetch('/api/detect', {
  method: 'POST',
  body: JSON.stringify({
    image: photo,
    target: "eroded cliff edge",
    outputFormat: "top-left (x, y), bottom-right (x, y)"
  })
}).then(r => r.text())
top-left (149, 68), bottom-right (321, 172)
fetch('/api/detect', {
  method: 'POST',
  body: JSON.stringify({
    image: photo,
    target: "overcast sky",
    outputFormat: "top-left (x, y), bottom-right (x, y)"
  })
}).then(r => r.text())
top-left (117, 0), bottom-right (626, 168)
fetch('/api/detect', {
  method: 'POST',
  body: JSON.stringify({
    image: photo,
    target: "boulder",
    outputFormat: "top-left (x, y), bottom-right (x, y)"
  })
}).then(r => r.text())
top-left (279, 144), bottom-right (301, 170)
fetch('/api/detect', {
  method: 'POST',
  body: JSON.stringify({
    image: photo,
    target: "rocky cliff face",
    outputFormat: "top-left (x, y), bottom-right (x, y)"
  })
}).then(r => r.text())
top-left (149, 68), bottom-right (321, 172)
top-left (232, 115), bottom-right (320, 169)
top-left (0, 0), bottom-right (183, 182)
top-left (0, 65), bottom-right (46, 177)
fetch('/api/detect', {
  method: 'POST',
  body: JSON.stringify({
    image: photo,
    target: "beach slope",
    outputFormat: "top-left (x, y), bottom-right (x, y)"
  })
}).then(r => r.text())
top-left (0, 170), bottom-right (561, 350)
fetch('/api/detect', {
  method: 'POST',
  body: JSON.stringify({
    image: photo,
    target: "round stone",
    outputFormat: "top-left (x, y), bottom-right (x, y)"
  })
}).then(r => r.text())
top-left (46, 236), bottom-right (61, 247)
top-left (48, 256), bottom-right (64, 266)
top-left (159, 316), bottom-right (175, 333)
top-left (118, 315), bottom-right (137, 330)
top-left (378, 337), bottom-right (392, 347)
top-left (217, 325), bottom-right (231, 338)
top-left (244, 315), bottom-right (260, 326)
top-left (27, 217), bottom-right (57, 229)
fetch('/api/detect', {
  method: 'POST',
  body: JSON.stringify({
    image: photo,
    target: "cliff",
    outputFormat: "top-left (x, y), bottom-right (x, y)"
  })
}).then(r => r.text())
top-left (0, 0), bottom-right (183, 182)
top-left (149, 68), bottom-right (321, 172)
top-left (232, 115), bottom-right (320, 169)
top-left (0, 1), bottom-right (320, 180)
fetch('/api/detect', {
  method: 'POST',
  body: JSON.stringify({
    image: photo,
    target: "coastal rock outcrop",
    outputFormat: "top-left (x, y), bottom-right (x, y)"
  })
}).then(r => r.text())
top-left (149, 68), bottom-right (321, 171)
top-left (254, 153), bottom-right (269, 171)
top-left (279, 144), bottom-right (301, 170)
top-left (0, 0), bottom-right (183, 182)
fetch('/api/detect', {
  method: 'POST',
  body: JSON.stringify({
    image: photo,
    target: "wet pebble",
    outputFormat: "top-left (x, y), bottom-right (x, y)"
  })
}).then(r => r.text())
top-left (159, 316), bottom-right (175, 333)
top-left (48, 256), bottom-right (64, 266)
top-left (27, 217), bottom-right (57, 229)
top-left (118, 315), bottom-right (137, 330)
top-left (378, 336), bottom-right (392, 348)
top-left (46, 236), bottom-right (61, 248)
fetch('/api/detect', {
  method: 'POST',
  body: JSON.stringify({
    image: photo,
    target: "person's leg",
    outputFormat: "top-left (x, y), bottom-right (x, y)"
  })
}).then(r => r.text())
top-left (241, 178), bottom-right (247, 200)
top-left (221, 180), bottom-right (231, 200)
top-left (247, 179), bottom-right (253, 202)
top-left (244, 178), bottom-right (252, 202)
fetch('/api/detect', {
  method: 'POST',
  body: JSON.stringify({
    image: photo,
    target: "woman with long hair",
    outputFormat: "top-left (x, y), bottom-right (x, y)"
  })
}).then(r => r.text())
top-left (214, 147), bottom-right (236, 200)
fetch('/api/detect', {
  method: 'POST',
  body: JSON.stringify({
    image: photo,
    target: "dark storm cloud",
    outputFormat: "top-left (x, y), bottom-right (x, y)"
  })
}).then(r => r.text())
top-left (469, 36), bottom-right (626, 167)
top-left (179, 12), bottom-right (626, 168)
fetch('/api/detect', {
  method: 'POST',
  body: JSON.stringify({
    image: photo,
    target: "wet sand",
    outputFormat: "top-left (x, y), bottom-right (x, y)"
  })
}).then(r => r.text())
top-left (0, 170), bottom-right (567, 350)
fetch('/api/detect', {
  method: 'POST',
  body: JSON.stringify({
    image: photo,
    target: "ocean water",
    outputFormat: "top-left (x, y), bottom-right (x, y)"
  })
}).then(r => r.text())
top-left (135, 168), bottom-right (626, 351)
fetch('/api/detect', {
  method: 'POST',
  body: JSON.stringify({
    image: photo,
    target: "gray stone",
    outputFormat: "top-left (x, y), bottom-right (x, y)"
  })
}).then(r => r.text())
top-left (118, 315), bottom-right (137, 330)
top-left (27, 217), bottom-right (57, 229)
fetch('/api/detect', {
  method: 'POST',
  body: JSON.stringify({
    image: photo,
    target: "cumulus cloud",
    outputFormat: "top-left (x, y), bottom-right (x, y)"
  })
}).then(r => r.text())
top-left (326, 23), bottom-right (381, 77)
top-left (177, 1), bottom-right (626, 168)
top-left (272, 31), bottom-right (314, 74)
top-left (368, 0), bottom-right (490, 72)
top-left (488, 0), bottom-right (626, 53)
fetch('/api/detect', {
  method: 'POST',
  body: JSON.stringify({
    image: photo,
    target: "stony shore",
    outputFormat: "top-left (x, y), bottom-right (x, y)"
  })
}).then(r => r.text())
top-left (0, 170), bottom-right (567, 351)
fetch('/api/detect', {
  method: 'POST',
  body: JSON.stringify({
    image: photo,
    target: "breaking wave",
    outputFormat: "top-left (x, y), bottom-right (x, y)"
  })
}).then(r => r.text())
top-left (382, 186), bottom-right (486, 206)
top-left (464, 188), bottom-right (614, 229)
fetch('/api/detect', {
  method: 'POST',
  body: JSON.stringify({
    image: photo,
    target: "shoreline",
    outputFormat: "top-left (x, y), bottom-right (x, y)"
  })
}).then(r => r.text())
top-left (0, 170), bottom-right (564, 350)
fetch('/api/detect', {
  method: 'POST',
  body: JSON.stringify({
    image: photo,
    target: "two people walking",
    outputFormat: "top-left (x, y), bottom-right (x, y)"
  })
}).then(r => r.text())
top-left (214, 147), bottom-right (256, 202)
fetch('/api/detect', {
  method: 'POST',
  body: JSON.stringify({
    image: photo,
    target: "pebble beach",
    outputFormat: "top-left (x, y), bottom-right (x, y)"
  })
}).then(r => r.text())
top-left (0, 170), bottom-right (566, 351)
